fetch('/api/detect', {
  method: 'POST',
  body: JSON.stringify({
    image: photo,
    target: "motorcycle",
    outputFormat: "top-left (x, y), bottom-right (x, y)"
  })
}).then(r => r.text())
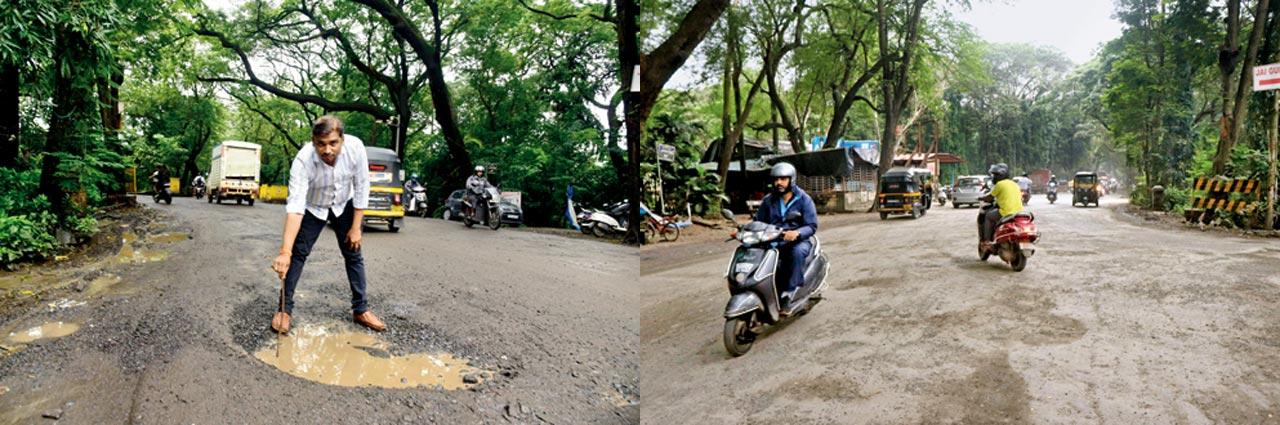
top-left (193, 182), bottom-right (206, 200)
top-left (977, 203), bottom-right (1040, 272)
top-left (937, 186), bottom-right (949, 207)
top-left (462, 187), bottom-right (502, 230)
top-left (719, 208), bottom-right (830, 357)
top-left (1046, 183), bottom-right (1058, 204)
top-left (405, 183), bottom-right (429, 218)
top-left (588, 202), bottom-right (629, 238)
top-left (150, 178), bottom-right (172, 205)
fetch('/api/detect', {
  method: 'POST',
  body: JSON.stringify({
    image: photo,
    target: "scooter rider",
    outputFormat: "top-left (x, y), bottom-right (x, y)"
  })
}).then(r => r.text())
top-left (191, 173), bottom-right (206, 191)
top-left (149, 164), bottom-right (170, 193)
top-left (750, 162), bottom-right (818, 305)
top-left (980, 163), bottom-right (1024, 249)
top-left (466, 166), bottom-right (491, 219)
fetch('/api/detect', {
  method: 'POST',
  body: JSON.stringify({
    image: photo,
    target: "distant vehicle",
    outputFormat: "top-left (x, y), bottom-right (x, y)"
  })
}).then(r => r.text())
top-left (363, 147), bottom-right (405, 232)
top-left (208, 141), bottom-right (262, 206)
top-left (950, 175), bottom-right (987, 209)
top-left (444, 190), bottom-right (466, 221)
top-left (878, 167), bottom-right (933, 220)
top-left (1028, 169), bottom-right (1052, 193)
top-left (1072, 171), bottom-right (1100, 207)
top-left (497, 197), bottom-right (523, 226)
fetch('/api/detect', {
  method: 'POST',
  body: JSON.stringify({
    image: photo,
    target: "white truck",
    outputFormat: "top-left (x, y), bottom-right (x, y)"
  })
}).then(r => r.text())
top-left (208, 141), bottom-right (262, 206)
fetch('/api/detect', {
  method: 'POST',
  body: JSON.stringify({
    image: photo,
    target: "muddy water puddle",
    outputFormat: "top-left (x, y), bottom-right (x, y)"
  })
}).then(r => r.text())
top-left (115, 231), bottom-right (168, 264)
top-left (148, 232), bottom-right (191, 243)
top-left (253, 323), bottom-right (490, 390)
top-left (4, 322), bottom-right (80, 345)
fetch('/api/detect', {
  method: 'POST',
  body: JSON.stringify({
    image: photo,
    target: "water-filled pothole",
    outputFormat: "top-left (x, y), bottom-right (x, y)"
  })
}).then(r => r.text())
top-left (115, 232), bottom-right (167, 264)
top-left (149, 232), bottom-right (191, 243)
top-left (5, 321), bottom-right (80, 344)
top-left (253, 323), bottom-right (490, 390)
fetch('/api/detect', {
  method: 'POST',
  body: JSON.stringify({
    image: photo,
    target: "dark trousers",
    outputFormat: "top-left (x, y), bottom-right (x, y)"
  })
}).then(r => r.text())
top-left (282, 201), bottom-right (368, 314)
top-left (779, 240), bottom-right (813, 293)
top-left (981, 207), bottom-right (1002, 242)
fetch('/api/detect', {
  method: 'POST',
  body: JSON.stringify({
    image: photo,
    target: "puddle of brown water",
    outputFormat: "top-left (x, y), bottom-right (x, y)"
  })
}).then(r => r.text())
top-left (5, 322), bottom-right (80, 344)
top-left (252, 323), bottom-right (489, 390)
top-left (0, 272), bottom-right (60, 292)
top-left (148, 232), bottom-right (190, 243)
top-left (85, 274), bottom-right (122, 296)
top-left (115, 232), bottom-right (167, 264)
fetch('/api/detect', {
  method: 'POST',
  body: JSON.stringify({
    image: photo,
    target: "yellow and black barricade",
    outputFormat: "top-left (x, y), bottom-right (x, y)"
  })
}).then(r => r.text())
top-left (1189, 177), bottom-right (1258, 212)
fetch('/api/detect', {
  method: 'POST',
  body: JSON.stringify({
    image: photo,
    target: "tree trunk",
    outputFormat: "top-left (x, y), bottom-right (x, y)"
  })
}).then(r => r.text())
top-left (620, 0), bottom-right (643, 244)
top-left (1222, 0), bottom-right (1273, 175)
top-left (0, 60), bottom-right (16, 168)
top-left (1213, 0), bottom-right (1247, 175)
top-left (41, 28), bottom-right (100, 222)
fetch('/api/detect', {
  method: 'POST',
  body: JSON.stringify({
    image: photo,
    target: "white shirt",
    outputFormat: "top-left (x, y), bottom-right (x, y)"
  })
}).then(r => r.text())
top-left (1014, 177), bottom-right (1031, 191)
top-left (285, 134), bottom-right (370, 218)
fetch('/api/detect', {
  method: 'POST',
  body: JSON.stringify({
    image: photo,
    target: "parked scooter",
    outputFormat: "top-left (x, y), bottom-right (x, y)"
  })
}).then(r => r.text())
top-left (463, 186), bottom-right (502, 230)
top-left (719, 208), bottom-right (830, 357)
top-left (404, 183), bottom-right (429, 218)
top-left (588, 202), bottom-right (630, 237)
top-left (977, 203), bottom-right (1040, 272)
top-left (150, 177), bottom-right (172, 205)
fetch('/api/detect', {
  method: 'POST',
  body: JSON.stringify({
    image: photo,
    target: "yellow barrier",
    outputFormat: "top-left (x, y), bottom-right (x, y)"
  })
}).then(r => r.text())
top-left (259, 184), bottom-right (289, 202)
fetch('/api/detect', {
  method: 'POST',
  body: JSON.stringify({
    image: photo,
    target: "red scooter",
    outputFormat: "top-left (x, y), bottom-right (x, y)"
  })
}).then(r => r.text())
top-left (978, 204), bottom-right (1040, 271)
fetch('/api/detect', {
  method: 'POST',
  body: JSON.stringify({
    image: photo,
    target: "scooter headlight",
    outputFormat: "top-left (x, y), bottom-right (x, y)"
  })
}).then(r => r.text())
top-left (740, 231), bottom-right (760, 245)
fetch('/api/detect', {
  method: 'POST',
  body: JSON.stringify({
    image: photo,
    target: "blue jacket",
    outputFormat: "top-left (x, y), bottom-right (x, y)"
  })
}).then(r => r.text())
top-left (753, 184), bottom-right (818, 242)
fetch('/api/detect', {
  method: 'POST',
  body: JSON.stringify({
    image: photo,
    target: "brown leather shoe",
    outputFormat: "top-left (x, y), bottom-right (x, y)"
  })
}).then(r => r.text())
top-left (271, 311), bottom-right (291, 334)
top-left (353, 311), bottom-right (387, 332)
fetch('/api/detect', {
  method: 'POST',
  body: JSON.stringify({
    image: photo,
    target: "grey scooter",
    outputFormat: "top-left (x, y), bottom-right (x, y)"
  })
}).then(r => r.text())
top-left (720, 209), bottom-right (830, 356)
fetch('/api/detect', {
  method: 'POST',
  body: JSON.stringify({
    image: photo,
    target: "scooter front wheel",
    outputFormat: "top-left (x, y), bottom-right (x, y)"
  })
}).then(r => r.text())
top-left (723, 317), bottom-right (756, 357)
top-left (1011, 247), bottom-right (1027, 272)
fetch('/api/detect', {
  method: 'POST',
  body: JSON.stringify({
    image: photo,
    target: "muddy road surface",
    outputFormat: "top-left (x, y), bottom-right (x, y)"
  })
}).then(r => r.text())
top-left (641, 194), bottom-right (1280, 424)
top-left (0, 197), bottom-right (638, 424)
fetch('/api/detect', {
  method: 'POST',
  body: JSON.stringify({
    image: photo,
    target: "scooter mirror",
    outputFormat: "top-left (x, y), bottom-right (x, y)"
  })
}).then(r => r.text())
top-left (720, 209), bottom-right (735, 222)
top-left (785, 210), bottom-right (803, 223)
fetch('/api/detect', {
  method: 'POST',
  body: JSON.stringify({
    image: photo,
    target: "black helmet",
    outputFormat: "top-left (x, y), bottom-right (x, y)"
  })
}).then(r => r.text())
top-left (988, 163), bottom-right (1010, 182)
top-left (770, 162), bottom-right (796, 179)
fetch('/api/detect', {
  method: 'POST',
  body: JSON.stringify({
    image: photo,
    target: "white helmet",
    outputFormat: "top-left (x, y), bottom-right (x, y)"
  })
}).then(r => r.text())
top-left (475, 165), bottom-right (485, 173)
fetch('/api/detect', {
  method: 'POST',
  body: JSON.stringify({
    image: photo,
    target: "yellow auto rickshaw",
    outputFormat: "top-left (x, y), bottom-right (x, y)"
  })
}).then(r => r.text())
top-left (878, 167), bottom-right (933, 220)
top-left (364, 147), bottom-right (405, 232)
top-left (1071, 171), bottom-right (1099, 207)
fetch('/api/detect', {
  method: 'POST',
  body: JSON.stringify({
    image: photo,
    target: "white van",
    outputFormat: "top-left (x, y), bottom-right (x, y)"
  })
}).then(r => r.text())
top-left (208, 141), bottom-right (262, 206)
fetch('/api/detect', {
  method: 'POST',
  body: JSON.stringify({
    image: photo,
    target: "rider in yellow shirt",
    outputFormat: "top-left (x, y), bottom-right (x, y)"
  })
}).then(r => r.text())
top-left (980, 163), bottom-right (1023, 248)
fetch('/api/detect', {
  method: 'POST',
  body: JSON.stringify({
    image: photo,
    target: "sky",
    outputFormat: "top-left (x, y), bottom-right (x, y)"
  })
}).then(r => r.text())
top-left (955, 0), bottom-right (1123, 65)
top-left (665, 0), bottom-right (1125, 90)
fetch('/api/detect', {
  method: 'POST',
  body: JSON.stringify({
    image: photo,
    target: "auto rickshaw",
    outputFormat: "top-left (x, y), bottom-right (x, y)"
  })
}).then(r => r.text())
top-left (1071, 171), bottom-right (1100, 207)
top-left (364, 147), bottom-right (405, 231)
top-left (878, 167), bottom-right (933, 220)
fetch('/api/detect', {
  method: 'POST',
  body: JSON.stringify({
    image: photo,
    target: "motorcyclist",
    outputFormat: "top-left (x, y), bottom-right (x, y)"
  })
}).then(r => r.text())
top-left (403, 173), bottom-right (424, 212)
top-left (192, 173), bottom-right (206, 189)
top-left (149, 165), bottom-right (170, 193)
top-left (980, 163), bottom-right (1024, 249)
top-left (465, 166), bottom-right (492, 220)
top-left (749, 162), bottom-right (818, 305)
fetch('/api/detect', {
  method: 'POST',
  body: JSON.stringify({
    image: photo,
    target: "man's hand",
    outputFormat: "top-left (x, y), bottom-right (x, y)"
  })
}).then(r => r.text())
top-left (347, 227), bottom-right (362, 251)
top-left (783, 230), bottom-right (800, 241)
top-left (272, 253), bottom-right (290, 280)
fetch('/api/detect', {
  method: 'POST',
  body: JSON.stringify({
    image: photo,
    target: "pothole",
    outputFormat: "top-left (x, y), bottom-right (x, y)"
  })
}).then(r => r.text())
top-left (5, 321), bottom-right (80, 345)
top-left (148, 232), bottom-right (191, 243)
top-left (85, 273), bottom-right (122, 296)
top-left (253, 322), bottom-right (492, 390)
top-left (115, 232), bottom-right (168, 264)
